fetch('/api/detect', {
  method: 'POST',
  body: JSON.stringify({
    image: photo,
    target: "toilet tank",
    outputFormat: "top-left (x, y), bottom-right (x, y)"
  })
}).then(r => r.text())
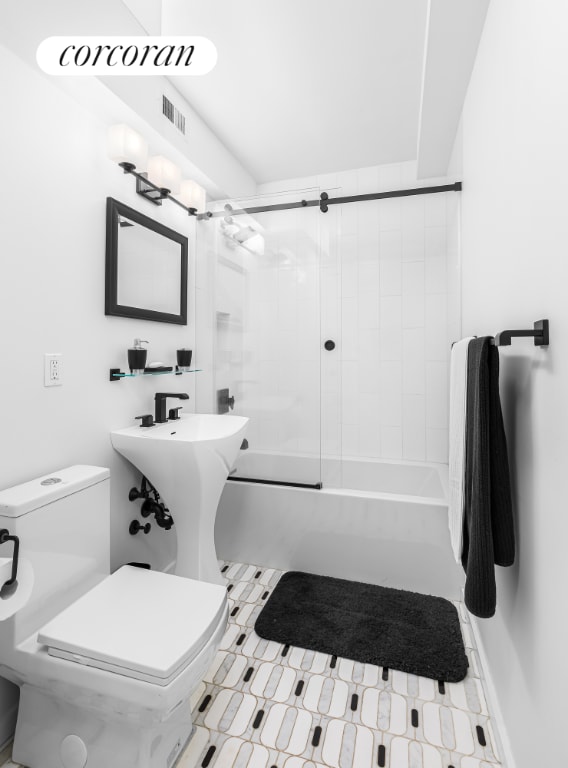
top-left (0, 466), bottom-right (110, 645)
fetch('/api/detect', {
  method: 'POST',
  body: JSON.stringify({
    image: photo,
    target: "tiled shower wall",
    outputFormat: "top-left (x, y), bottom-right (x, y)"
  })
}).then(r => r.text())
top-left (257, 162), bottom-right (460, 464)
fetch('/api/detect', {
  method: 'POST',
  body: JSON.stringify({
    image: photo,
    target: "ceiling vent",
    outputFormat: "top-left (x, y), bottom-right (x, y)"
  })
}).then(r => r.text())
top-left (162, 95), bottom-right (186, 135)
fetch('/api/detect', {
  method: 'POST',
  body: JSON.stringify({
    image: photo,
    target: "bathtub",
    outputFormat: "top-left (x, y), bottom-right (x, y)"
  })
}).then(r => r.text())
top-left (215, 453), bottom-right (464, 600)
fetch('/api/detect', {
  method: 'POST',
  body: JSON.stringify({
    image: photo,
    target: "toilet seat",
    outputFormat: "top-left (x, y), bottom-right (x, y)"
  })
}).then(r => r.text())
top-left (37, 566), bottom-right (227, 686)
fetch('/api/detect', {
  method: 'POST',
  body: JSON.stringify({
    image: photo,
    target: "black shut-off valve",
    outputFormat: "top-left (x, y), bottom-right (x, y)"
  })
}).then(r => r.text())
top-left (128, 475), bottom-right (174, 534)
top-left (129, 520), bottom-right (151, 535)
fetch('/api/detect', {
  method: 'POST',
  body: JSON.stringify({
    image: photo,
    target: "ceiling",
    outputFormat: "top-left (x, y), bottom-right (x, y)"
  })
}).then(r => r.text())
top-left (161, 0), bottom-right (429, 184)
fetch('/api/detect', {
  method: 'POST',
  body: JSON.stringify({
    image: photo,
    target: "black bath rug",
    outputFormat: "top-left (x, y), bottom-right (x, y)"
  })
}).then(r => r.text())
top-left (254, 571), bottom-right (468, 682)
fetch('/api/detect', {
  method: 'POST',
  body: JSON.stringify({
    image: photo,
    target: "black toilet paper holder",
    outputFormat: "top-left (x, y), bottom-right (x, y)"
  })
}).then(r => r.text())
top-left (0, 529), bottom-right (20, 599)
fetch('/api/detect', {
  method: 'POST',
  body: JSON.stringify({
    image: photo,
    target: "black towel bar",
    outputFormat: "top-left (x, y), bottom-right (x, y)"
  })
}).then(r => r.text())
top-left (494, 319), bottom-right (549, 347)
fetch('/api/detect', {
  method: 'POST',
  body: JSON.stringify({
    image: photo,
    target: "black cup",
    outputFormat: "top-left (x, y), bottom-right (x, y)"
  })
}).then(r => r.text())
top-left (177, 348), bottom-right (192, 371)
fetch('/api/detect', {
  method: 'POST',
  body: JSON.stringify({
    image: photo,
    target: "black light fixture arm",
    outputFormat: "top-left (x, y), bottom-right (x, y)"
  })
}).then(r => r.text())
top-left (118, 162), bottom-right (198, 216)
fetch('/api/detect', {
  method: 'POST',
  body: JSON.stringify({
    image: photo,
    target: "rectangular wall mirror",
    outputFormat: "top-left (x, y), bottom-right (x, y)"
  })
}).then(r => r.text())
top-left (105, 197), bottom-right (188, 325)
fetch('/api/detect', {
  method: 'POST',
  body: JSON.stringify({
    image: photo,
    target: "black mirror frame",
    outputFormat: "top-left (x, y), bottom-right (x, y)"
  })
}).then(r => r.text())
top-left (105, 197), bottom-right (188, 325)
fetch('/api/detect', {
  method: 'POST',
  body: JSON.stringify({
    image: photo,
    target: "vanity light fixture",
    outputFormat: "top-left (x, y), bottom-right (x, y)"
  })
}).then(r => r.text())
top-left (107, 123), bottom-right (207, 216)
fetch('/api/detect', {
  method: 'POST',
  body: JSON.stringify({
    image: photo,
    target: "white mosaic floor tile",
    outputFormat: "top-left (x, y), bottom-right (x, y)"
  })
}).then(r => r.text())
top-left (0, 559), bottom-right (504, 768)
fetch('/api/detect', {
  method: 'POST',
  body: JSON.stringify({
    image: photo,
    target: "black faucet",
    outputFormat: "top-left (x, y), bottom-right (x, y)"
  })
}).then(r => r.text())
top-left (154, 393), bottom-right (189, 423)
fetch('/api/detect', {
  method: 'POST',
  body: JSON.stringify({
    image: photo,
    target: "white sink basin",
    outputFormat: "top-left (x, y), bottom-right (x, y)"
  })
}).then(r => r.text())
top-left (111, 413), bottom-right (248, 584)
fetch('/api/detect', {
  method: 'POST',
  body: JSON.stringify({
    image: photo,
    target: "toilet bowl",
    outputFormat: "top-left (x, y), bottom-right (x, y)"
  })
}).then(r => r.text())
top-left (0, 466), bottom-right (227, 768)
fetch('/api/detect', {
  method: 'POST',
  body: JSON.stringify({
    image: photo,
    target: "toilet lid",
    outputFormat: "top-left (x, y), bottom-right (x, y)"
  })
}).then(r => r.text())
top-left (37, 566), bottom-right (227, 684)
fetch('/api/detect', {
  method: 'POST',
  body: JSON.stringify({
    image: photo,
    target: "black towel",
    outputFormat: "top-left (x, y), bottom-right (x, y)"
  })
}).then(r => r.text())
top-left (462, 337), bottom-right (515, 618)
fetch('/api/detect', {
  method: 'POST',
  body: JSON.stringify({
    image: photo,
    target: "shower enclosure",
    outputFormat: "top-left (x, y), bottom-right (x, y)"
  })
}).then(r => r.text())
top-left (196, 188), bottom-right (330, 489)
top-left (196, 175), bottom-right (461, 494)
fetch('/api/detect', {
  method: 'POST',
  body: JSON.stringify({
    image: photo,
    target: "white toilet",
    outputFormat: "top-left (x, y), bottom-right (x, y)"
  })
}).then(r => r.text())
top-left (0, 466), bottom-right (227, 768)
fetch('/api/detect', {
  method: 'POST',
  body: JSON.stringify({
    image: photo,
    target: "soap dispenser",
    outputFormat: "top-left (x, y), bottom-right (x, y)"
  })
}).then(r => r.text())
top-left (128, 339), bottom-right (148, 374)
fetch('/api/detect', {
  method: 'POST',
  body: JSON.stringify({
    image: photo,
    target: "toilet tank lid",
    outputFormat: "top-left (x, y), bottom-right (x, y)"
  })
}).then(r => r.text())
top-left (0, 466), bottom-right (110, 518)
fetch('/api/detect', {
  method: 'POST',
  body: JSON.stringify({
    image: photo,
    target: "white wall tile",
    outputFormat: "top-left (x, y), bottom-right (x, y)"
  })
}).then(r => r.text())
top-left (379, 361), bottom-right (403, 426)
top-left (425, 296), bottom-right (449, 362)
top-left (379, 199), bottom-right (402, 231)
top-left (403, 394), bottom-right (426, 461)
top-left (402, 196), bottom-right (425, 231)
top-left (380, 296), bottom-right (402, 329)
top-left (380, 259), bottom-right (402, 296)
top-left (425, 225), bottom-right (447, 259)
top-left (402, 262), bottom-right (426, 328)
top-left (341, 297), bottom-right (358, 337)
top-left (341, 331), bottom-right (358, 362)
top-left (358, 291), bottom-right (380, 328)
top-left (357, 204), bottom-right (380, 250)
top-left (339, 232), bottom-right (357, 261)
top-left (341, 205), bottom-right (358, 236)
top-left (359, 361), bottom-right (382, 394)
top-left (358, 260), bottom-right (380, 295)
top-left (425, 193), bottom-right (447, 227)
top-left (426, 361), bottom-right (449, 429)
top-left (403, 261), bottom-right (425, 295)
top-left (425, 257), bottom-right (447, 295)
top-left (402, 329), bottom-right (425, 395)
top-left (357, 328), bottom-right (380, 360)
top-left (341, 264), bottom-right (358, 298)
top-left (379, 229), bottom-right (402, 259)
top-left (358, 413), bottom-right (382, 457)
top-left (381, 426), bottom-right (403, 458)
top-left (402, 293), bottom-right (425, 329)
top-left (426, 428), bottom-right (449, 463)
top-left (402, 227), bottom-right (425, 262)
top-left (341, 423), bottom-right (359, 456)
top-left (380, 326), bottom-right (402, 361)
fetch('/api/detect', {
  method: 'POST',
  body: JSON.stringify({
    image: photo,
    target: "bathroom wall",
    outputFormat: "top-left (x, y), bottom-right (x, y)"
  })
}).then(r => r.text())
top-left (0, 0), bottom-right (257, 201)
top-left (256, 163), bottom-right (460, 464)
top-left (0, 43), bottom-right (199, 570)
top-left (0, 41), bottom-right (241, 745)
top-left (456, 0), bottom-right (568, 764)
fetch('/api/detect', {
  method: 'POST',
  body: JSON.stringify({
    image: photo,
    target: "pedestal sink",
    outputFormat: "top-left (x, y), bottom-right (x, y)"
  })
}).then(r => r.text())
top-left (111, 413), bottom-right (248, 585)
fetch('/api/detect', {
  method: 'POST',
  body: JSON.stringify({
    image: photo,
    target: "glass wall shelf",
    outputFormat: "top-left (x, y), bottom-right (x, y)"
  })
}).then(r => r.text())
top-left (109, 367), bottom-right (201, 382)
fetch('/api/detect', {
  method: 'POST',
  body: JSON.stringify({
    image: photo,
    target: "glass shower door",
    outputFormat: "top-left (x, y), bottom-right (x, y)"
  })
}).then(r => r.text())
top-left (209, 190), bottom-right (323, 488)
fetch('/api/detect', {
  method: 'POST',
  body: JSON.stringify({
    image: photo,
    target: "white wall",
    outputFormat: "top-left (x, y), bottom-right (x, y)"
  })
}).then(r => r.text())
top-left (257, 162), bottom-right (460, 466)
top-left (457, 0), bottom-right (568, 765)
top-left (0, 3), bottom-right (256, 745)
top-left (0, 0), bottom-right (257, 201)
top-left (0, 44), bottom-right (201, 745)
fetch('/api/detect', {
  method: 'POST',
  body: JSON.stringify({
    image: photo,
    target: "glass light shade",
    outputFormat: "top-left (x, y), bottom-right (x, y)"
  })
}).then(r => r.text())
top-left (107, 124), bottom-right (148, 169)
top-left (234, 225), bottom-right (257, 243)
top-left (147, 155), bottom-right (181, 194)
top-left (179, 179), bottom-right (206, 211)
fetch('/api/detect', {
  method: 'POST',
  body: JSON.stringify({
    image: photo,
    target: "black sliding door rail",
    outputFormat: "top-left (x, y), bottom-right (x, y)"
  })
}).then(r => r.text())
top-left (198, 182), bottom-right (462, 220)
top-left (227, 476), bottom-right (323, 490)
